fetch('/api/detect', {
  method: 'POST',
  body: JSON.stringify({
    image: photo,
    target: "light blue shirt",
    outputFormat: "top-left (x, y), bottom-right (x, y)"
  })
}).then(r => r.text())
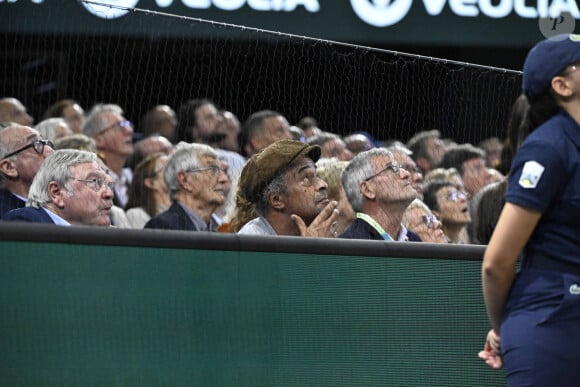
top-left (42, 207), bottom-right (71, 226)
top-left (177, 201), bottom-right (210, 231)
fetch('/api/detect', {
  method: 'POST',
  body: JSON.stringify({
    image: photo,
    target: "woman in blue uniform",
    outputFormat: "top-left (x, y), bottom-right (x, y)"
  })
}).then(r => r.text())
top-left (479, 35), bottom-right (580, 386)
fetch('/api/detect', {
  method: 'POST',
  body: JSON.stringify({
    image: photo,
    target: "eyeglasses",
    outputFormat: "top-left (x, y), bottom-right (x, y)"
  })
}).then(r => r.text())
top-left (1, 139), bottom-right (54, 160)
top-left (448, 191), bottom-right (467, 202)
top-left (185, 165), bottom-right (224, 177)
top-left (422, 214), bottom-right (439, 229)
top-left (365, 162), bottom-right (407, 181)
top-left (74, 177), bottom-right (115, 192)
top-left (97, 120), bottom-right (133, 135)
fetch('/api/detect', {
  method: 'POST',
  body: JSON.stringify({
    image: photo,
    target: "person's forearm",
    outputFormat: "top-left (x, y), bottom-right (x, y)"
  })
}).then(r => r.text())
top-left (481, 203), bottom-right (540, 332)
top-left (482, 264), bottom-right (515, 333)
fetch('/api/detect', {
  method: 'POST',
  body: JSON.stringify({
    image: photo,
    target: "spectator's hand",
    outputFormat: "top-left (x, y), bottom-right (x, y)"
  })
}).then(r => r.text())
top-left (291, 200), bottom-right (340, 238)
top-left (478, 329), bottom-right (503, 369)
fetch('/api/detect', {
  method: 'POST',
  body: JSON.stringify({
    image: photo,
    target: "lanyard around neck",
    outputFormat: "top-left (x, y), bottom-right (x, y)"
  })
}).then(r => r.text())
top-left (356, 212), bottom-right (393, 241)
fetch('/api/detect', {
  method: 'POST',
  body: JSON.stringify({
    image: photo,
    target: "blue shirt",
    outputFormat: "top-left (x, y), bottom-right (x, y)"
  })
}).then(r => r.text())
top-left (177, 201), bottom-right (210, 232)
top-left (507, 110), bottom-right (580, 266)
top-left (42, 207), bottom-right (71, 226)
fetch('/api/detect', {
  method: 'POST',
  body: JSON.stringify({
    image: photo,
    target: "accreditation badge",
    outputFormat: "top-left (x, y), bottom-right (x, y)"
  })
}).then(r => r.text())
top-left (518, 160), bottom-right (544, 189)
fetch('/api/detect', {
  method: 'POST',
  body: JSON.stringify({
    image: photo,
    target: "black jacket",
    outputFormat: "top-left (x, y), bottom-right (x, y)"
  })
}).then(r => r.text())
top-left (340, 218), bottom-right (422, 242)
top-left (0, 189), bottom-right (26, 219)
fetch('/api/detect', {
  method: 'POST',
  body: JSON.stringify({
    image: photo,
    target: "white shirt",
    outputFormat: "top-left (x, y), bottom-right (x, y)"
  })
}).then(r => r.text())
top-left (109, 167), bottom-right (133, 208)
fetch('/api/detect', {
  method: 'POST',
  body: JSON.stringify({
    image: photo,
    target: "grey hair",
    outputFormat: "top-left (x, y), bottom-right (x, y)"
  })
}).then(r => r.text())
top-left (1, 125), bottom-right (36, 185)
top-left (255, 170), bottom-right (288, 216)
top-left (81, 104), bottom-right (124, 138)
top-left (0, 124), bottom-right (13, 185)
top-left (0, 124), bottom-right (38, 161)
top-left (423, 167), bottom-right (460, 186)
top-left (164, 142), bottom-right (218, 198)
top-left (341, 148), bottom-right (392, 212)
top-left (401, 199), bottom-right (432, 228)
top-left (386, 143), bottom-right (413, 157)
top-left (0, 124), bottom-right (22, 160)
top-left (35, 118), bottom-right (69, 142)
top-left (0, 125), bottom-right (13, 160)
top-left (27, 149), bottom-right (98, 208)
top-left (54, 133), bottom-right (97, 152)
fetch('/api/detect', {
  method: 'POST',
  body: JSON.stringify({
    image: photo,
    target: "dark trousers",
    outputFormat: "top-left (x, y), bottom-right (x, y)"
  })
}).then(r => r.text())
top-left (501, 269), bottom-right (580, 387)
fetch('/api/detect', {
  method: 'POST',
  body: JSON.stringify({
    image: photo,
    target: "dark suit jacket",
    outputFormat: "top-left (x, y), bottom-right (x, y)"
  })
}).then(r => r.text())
top-left (0, 189), bottom-right (26, 219)
top-left (144, 201), bottom-right (202, 231)
top-left (340, 218), bottom-right (422, 242)
top-left (3, 206), bottom-right (55, 224)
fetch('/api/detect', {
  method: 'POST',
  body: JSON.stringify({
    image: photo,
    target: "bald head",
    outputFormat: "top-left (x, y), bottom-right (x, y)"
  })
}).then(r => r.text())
top-left (0, 98), bottom-right (33, 126)
top-left (137, 135), bottom-right (173, 156)
top-left (0, 124), bottom-right (54, 196)
top-left (142, 105), bottom-right (177, 140)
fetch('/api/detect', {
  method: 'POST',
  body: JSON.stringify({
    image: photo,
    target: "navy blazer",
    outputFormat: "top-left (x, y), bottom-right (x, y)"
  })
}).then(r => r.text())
top-left (0, 189), bottom-right (26, 219)
top-left (3, 206), bottom-right (55, 224)
top-left (144, 201), bottom-right (201, 231)
top-left (340, 218), bottom-right (422, 242)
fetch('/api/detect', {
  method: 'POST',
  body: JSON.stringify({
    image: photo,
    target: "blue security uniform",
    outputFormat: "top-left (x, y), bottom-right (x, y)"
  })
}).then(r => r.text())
top-left (501, 110), bottom-right (580, 386)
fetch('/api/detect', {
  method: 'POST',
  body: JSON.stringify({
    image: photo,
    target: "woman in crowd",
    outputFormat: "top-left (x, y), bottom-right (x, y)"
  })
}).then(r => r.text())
top-left (316, 158), bottom-right (355, 236)
top-left (471, 179), bottom-right (507, 245)
top-left (401, 199), bottom-right (448, 243)
top-left (125, 153), bottom-right (170, 229)
top-left (422, 180), bottom-right (471, 244)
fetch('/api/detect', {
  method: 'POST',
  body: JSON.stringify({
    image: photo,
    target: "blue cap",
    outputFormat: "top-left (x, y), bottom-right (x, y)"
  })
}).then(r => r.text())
top-left (522, 34), bottom-right (580, 98)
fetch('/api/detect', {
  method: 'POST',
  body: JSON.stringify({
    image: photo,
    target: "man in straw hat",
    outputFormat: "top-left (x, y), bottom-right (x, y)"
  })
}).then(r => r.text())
top-left (232, 139), bottom-right (340, 237)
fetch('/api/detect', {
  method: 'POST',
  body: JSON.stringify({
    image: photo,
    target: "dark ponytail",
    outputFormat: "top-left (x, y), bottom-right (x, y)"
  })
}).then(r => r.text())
top-left (498, 91), bottom-right (560, 175)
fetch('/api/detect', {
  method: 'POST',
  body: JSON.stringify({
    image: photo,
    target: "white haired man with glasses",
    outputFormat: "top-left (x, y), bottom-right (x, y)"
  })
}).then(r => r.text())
top-left (340, 148), bottom-right (422, 241)
top-left (0, 124), bottom-right (54, 218)
top-left (144, 142), bottom-right (229, 231)
top-left (82, 103), bottom-right (134, 208)
top-left (3, 149), bottom-right (114, 226)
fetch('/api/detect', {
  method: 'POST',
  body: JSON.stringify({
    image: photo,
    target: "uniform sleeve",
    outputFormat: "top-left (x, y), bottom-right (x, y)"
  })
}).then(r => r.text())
top-left (506, 138), bottom-right (565, 213)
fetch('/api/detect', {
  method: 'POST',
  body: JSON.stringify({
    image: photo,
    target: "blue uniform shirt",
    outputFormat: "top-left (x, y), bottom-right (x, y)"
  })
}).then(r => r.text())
top-left (506, 110), bottom-right (580, 266)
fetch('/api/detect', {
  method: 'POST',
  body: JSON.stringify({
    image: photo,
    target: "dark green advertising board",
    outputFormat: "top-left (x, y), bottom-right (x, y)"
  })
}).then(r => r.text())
top-left (0, 223), bottom-right (505, 386)
top-left (2, 0), bottom-right (579, 46)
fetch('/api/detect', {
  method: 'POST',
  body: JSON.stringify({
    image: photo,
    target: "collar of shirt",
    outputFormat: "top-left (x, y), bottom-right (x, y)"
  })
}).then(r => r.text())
top-left (397, 224), bottom-right (409, 241)
top-left (356, 212), bottom-right (393, 241)
top-left (42, 207), bottom-right (71, 226)
top-left (176, 201), bottom-right (209, 231)
top-left (12, 192), bottom-right (27, 202)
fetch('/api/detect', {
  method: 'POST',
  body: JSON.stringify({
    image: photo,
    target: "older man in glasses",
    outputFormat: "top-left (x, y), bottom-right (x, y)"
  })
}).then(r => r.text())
top-left (82, 103), bottom-right (134, 208)
top-left (0, 124), bottom-right (54, 218)
top-left (3, 149), bottom-right (114, 226)
top-left (144, 142), bottom-right (229, 231)
top-left (340, 148), bottom-right (422, 241)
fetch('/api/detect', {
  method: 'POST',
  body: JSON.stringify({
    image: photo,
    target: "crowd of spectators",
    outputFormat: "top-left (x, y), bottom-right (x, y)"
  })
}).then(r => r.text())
top-left (0, 96), bottom-right (510, 244)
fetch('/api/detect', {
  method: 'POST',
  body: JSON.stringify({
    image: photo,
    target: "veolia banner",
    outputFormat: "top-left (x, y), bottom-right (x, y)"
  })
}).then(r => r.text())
top-left (2, 0), bottom-right (579, 46)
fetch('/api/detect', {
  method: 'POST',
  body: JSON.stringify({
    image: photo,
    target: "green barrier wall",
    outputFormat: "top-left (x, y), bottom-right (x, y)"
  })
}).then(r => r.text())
top-left (0, 224), bottom-right (505, 386)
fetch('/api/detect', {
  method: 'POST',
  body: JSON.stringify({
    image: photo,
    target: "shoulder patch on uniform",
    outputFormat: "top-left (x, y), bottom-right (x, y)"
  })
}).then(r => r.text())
top-left (518, 161), bottom-right (544, 189)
